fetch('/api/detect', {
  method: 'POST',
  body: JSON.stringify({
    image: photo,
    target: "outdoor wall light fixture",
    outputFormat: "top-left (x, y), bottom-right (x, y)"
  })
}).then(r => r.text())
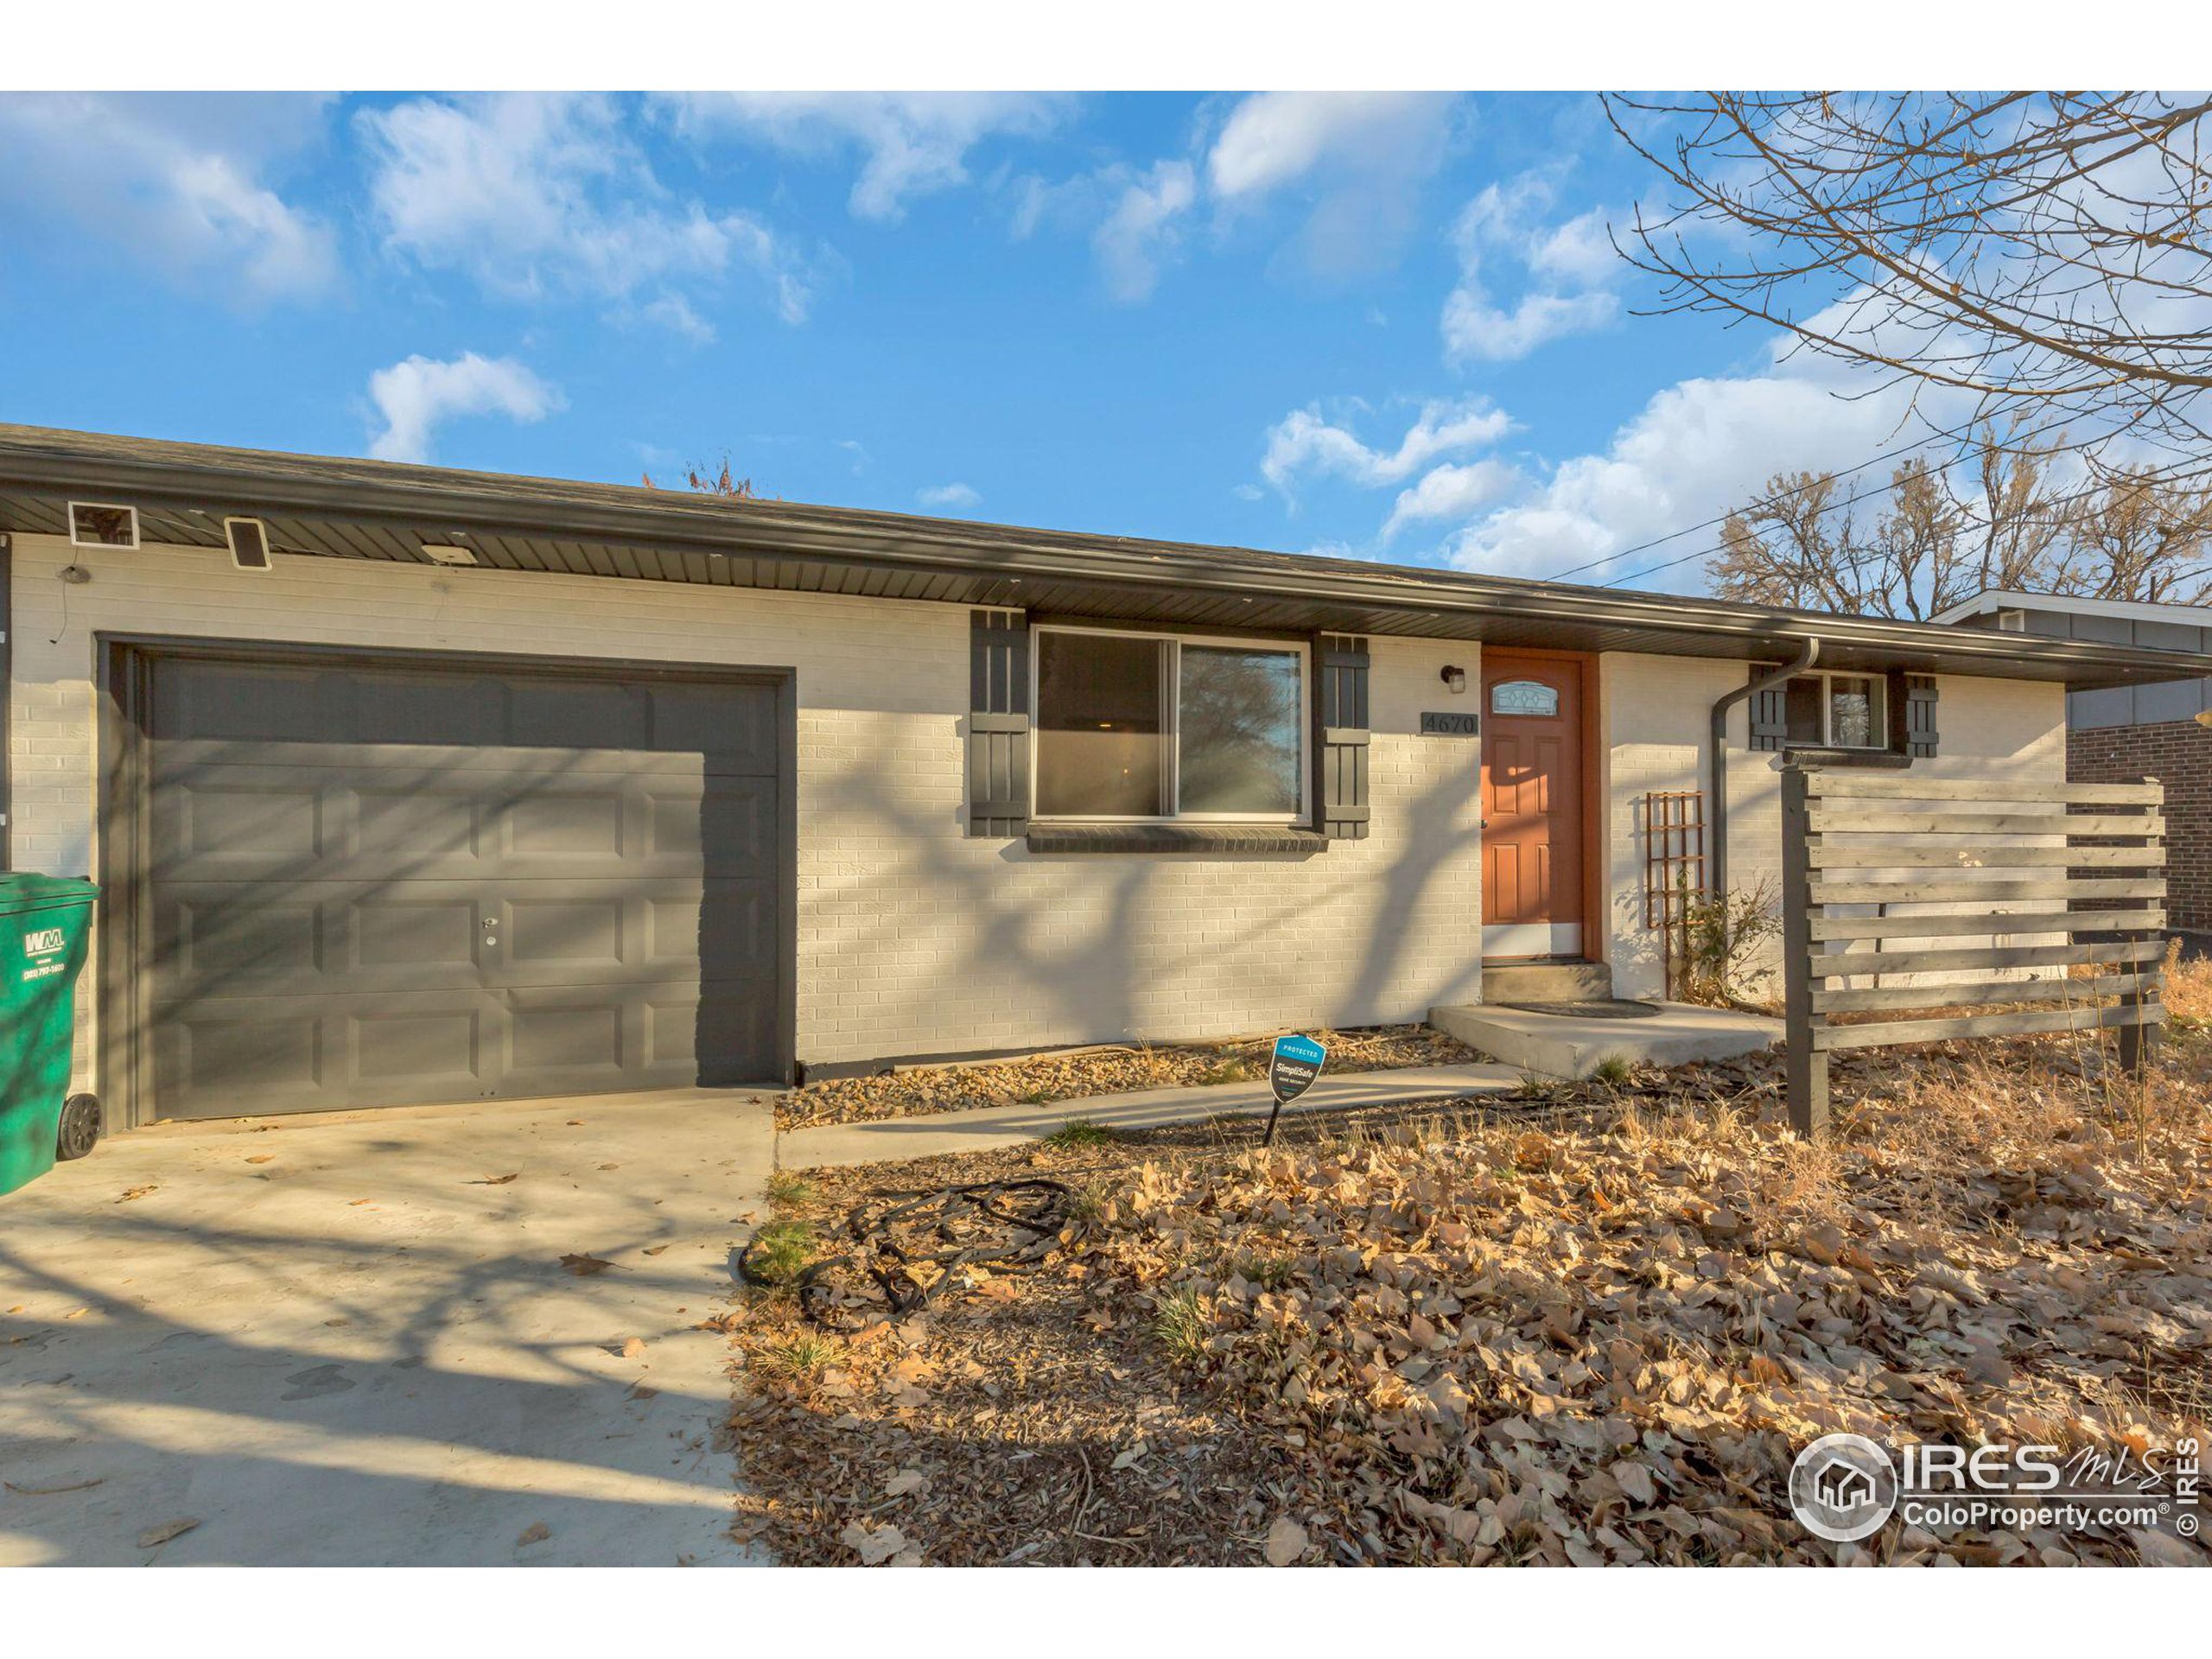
top-left (1440, 665), bottom-right (1467, 694)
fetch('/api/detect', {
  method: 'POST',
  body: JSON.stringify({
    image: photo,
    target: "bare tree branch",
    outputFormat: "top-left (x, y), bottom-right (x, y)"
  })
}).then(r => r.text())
top-left (1607, 92), bottom-right (2212, 451)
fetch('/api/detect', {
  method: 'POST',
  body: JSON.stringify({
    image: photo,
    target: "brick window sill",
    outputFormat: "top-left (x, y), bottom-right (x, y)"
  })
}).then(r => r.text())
top-left (1024, 823), bottom-right (1331, 855)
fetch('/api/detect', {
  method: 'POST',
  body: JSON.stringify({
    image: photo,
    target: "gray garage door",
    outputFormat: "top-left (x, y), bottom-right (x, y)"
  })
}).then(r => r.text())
top-left (145, 654), bottom-right (785, 1119)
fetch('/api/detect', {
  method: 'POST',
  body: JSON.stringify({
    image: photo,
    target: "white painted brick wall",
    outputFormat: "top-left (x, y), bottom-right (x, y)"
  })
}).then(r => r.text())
top-left (9, 535), bottom-right (1487, 1084)
top-left (1599, 652), bottom-right (2067, 1001)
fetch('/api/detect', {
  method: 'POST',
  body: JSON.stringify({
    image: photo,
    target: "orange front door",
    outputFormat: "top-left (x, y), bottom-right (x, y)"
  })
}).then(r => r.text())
top-left (1480, 653), bottom-right (1586, 959)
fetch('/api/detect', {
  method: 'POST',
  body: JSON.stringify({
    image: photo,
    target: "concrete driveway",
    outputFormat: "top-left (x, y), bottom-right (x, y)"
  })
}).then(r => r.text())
top-left (0, 1089), bottom-right (774, 1566)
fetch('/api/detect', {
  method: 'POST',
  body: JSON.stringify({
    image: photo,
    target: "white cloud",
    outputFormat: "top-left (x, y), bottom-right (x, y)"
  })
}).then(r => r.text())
top-left (0, 92), bottom-right (336, 302)
top-left (639, 293), bottom-right (716, 344)
top-left (1261, 397), bottom-right (1513, 496)
top-left (359, 93), bottom-right (809, 330)
top-left (1207, 92), bottom-right (1457, 279)
top-left (1443, 289), bottom-right (1620, 362)
top-left (1444, 349), bottom-right (1933, 582)
top-left (365, 352), bottom-right (563, 464)
top-left (669, 92), bottom-right (1064, 221)
top-left (918, 481), bottom-right (982, 510)
top-left (1382, 459), bottom-right (1521, 539)
top-left (1442, 167), bottom-right (1624, 363)
top-left (1092, 161), bottom-right (1198, 302)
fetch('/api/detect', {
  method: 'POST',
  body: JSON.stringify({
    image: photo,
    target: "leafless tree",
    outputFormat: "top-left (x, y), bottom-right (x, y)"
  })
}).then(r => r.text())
top-left (1713, 428), bottom-right (2212, 613)
top-left (1608, 92), bottom-right (2212, 455)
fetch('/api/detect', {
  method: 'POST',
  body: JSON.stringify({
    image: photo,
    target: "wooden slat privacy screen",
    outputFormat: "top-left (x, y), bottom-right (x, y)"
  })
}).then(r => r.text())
top-left (1780, 766), bottom-right (2166, 1135)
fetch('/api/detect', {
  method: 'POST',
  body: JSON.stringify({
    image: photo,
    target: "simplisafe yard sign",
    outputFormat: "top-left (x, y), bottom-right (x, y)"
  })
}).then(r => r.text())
top-left (1263, 1033), bottom-right (1328, 1145)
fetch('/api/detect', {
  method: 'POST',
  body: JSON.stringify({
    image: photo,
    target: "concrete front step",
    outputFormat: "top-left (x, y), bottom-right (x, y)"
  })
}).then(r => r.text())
top-left (1432, 1000), bottom-right (1782, 1081)
top-left (1480, 959), bottom-right (1613, 1003)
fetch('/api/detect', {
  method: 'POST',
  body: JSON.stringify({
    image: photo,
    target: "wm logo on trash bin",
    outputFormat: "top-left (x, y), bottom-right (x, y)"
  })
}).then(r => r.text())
top-left (23, 928), bottom-right (64, 956)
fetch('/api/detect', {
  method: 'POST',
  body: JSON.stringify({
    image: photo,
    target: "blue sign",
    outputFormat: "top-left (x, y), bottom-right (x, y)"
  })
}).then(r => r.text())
top-left (1264, 1034), bottom-right (1328, 1145)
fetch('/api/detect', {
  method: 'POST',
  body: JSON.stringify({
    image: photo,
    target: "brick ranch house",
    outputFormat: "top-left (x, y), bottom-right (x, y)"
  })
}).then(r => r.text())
top-left (4, 423), bottom-right (2209, 1135)
top-left (1937, 588), bottom-right (2212, 935)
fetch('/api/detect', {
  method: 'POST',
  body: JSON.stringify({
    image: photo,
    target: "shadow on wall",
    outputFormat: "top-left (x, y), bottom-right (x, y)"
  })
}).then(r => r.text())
top-left (805, 754), bottom-right (1484, 1056)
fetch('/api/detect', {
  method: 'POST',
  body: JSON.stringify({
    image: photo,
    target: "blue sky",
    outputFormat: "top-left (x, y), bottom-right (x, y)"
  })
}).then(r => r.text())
top-left (0, 91), bottom-right (1930, 593)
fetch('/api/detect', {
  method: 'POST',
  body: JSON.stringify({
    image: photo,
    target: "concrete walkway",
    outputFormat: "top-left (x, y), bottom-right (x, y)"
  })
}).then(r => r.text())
top-left (780, 1062), bottom-right (1523, 1169)
top-left (0, 1089), bottom-right (774, 1567)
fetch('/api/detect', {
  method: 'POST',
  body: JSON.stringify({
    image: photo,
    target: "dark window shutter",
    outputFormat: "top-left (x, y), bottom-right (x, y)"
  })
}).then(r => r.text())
top-left (1904, 673), bottom-right (1939, 757)
top-left (969, 611), bottom-right (1030, 836)
top-left (1315, 634), bottom-right (1370, 839)
top-left (1749, 664), bottom-right (1789, 752)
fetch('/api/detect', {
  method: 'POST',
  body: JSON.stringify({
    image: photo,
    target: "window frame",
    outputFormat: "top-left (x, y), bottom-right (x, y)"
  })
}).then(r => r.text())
top-left (1028, 623), bottom-right (1312, 825)
top-left (1788, 671), bottom-right (1890, 750)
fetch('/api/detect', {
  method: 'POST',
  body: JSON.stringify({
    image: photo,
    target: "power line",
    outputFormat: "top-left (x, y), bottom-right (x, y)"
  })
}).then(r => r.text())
top-left (1593, 446), bottom-right (2212, 594)
top-left (1537, 410), bottom-right (2018, 584)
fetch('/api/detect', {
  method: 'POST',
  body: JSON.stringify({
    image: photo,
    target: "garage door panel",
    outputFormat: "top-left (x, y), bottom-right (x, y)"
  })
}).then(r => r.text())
top-left (147, 658), bottom-right (785, 1116)
top-left (156, 1005), bottom-right (329, 1115)
top-left (502, 787), bottom-right (626, 858)
top-left (354, 785), bottom-right (482, 864)
top-left (649, 681), bottom-right (780, 771)
top-left (692, 779), bottom-right (779, 874)
top-left (353, 1007), bottom-right (486, 1084)
top-left (161, 890), bottom-right (325, 986)
top-left (355, 894), bottom-right (480, 969)
top-left (693, 986), bottom-right (779, 1085)
top-left (508, 679), bottom-right (650, 751)
top-left (152, 660), bottom-right (339, 743)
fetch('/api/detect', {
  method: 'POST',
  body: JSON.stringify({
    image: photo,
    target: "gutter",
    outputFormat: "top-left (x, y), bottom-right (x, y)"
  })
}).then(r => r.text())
top-left (4, 427), bottom-right (2210, 688)
top-left (1707, 638), bottom-right (1819, 897)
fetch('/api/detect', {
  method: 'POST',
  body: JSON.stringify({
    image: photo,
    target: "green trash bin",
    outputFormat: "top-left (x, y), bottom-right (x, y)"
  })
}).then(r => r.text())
top-left (0, 874), bottom-right (101, 1198)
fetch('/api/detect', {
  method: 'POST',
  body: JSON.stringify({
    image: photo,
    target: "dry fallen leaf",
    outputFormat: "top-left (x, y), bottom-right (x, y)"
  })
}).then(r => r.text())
top-left (885, 1470), bottom-right (928, 1497)
top-left (467, 1173), bottom-right (518, 1185)
top-left (642, 1244), bottom-right (671, 1256)
top-left (4, 1477), bottom-right (105, 1496)
top-left (620, 1337), bottom-right (647, 1360)
top-left (1263, 1516), bottom-right (1309, 1567)
top-left (1611, 1459), bottom-right (1657, 1506)
top-left (117, 1185), bottom-right (156, 1204)
top-left (559, 1253), bottom-right (620, 1276)
top-left (137, 1517), bottom-right (200, 1549)
top-left (841, 1521), bottom-right (908, 1566)
top-left (244, 1154), bottom-right (274, 1166)
top-left (516, 1522), bottom-right (550, 1547)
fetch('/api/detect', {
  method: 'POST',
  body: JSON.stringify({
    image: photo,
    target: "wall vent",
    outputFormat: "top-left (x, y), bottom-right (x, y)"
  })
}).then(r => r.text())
top-left (1996, 607), bottom-right (2028, 632)
top-left (67, 501), bottom-right (138, 550)
top-left (224, 517), bottom-right (273, 570)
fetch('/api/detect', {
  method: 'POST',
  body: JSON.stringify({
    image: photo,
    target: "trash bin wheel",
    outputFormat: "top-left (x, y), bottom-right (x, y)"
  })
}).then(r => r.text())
top-left (56, 1093), bottom-right (102, 1161)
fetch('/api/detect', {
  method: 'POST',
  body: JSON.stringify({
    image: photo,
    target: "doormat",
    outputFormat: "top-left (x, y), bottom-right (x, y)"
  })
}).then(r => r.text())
top-left (1498, 1000), bottom-right (1662, 1020)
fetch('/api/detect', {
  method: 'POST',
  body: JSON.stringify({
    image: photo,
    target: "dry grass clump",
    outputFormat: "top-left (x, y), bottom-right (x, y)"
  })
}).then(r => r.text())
top-left (2164, 938), bottom-right (2212, 1030)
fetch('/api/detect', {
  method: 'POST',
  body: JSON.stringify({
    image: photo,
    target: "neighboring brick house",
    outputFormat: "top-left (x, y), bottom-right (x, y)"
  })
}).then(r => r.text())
top-left (4, 424), bottom-right (2209, 1138)
top-left (1936, 590), bottom-right (2212, 932)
